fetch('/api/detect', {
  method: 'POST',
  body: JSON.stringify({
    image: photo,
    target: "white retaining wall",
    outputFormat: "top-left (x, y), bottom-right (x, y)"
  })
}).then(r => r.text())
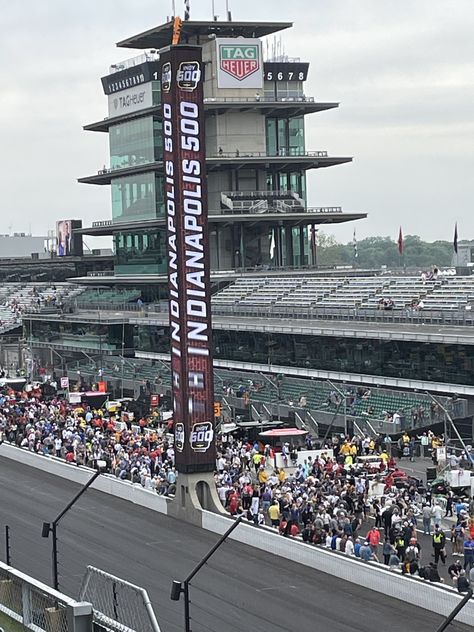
top-left (0, 443), bottom-right (168, 515)
top-left (1, 444), bottom-right (473, 624)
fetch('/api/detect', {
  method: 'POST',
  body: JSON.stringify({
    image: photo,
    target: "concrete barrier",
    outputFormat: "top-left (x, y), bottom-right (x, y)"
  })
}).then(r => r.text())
top-left (0, 443), bottom-right (168, 516)
top-left (1, 443), bottom-right (473, 624)
top-left (201, 510), bottom-right (474, 625)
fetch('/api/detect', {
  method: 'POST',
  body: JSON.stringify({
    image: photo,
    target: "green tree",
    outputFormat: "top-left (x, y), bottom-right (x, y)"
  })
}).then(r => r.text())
top-left (315, 233), bottom-right (454, 268)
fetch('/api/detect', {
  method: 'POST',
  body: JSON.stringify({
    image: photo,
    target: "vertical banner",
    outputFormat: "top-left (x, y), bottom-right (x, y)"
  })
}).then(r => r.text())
top-left (161, 45), bottom-right (216, 473)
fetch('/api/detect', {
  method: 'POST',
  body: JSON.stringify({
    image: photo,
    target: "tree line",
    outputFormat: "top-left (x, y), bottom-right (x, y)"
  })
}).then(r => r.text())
top-left (316, 234), bottom-right (455, 269)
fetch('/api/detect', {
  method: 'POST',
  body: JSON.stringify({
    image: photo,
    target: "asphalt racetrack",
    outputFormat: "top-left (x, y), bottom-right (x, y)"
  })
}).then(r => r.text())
top-left (0, 457), bottom-right (469, 632)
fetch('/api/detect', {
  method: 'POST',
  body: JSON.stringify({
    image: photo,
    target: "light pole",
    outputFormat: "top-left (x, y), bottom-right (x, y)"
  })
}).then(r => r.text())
top-left (170, 516), bottom-right (243, 632)
top-left (327, 380), bottom-right (347, 437)
top-left (41, 468), bottom-right (101, 591)
top-left (426, 391), bottom-right (471, 463)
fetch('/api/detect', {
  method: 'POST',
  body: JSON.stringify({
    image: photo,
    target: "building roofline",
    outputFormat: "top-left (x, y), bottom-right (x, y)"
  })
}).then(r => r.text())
top-left (116, 20), bottom-right (293, 50)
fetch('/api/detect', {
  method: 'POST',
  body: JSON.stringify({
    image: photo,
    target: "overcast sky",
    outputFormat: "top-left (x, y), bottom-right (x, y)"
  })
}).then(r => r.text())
top-left (1, 0), bottom-right (473, 244)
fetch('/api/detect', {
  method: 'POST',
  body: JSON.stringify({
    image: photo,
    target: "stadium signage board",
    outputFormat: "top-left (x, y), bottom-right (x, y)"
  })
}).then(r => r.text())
top-left (216, 38), bottom-right (263, 89)
top-left (107, 82), bottom-right (153, 117)
top-left (161, 45), bottom-right (216, 473)
top-left (263, 62), bottom-right (309, 82)
top-left (101, 60), bottom-right (160, 95)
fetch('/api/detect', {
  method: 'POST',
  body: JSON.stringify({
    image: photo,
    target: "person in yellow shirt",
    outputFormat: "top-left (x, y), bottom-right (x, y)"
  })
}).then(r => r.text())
top-left (380, 450), bottom-right (389, 464)
top-left (350, 444), bottom-right (358, 457)
top-left (268, 501), bottom-right (281, 528)
top-left (252, 452), bottom-right (263, 473)
top-left (258, 466), bottom-right (268, 485)
top-left (278, 467), bottom-right (286, 483)
top-left (344, 454), bottom-right (353, 466)
top-left (340, 442), bottom-right (351, 456)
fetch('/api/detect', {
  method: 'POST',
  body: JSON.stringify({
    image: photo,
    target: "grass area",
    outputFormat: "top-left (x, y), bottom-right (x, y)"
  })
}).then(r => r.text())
top-left (0, 611), bottom-right (26, 631)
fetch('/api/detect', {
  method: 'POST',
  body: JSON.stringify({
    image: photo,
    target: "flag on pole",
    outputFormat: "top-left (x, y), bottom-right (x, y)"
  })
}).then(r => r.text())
top-left (310, 225), bottom-right (317, 262)
top-left (397, 226), bottom-right (403, 255)
top-left (184, 0), bottom-right (190, 20)
top-left (453, 222), bottom-right (458, 254)
top-left (353, 228), bottom-right (358, 258)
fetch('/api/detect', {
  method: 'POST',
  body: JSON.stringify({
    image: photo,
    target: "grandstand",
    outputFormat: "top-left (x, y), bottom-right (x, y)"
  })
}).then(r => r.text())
top-left (66, 355), bottom-right (467, 434)
top-left (210, 273), bottom-right (474, 313)
top-left (77, 287), bottom-right (141, 305)
top-left (0, 283), bottom-right (84, 334)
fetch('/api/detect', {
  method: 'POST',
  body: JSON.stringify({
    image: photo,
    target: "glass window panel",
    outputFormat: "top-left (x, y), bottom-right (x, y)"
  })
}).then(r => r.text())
top-left (112, 173), bottom-right (163, 223)
top-left (277, 119), bottom-right (287, 155)
top-left (265, 119), bottom-right (277, 157)
top-left (113, 229), bottom-right (167, 275)
top-left (288, 117), bottom-right (305, 155)
top-left (109, 117), bottom-right (157, 170)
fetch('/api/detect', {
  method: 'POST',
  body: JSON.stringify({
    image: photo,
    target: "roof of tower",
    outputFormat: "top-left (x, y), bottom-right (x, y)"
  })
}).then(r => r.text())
top-left (117, 20), bottom-right (293, 50)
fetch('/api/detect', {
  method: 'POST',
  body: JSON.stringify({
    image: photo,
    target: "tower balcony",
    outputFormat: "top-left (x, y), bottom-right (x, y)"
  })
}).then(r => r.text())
top-left (83, 97), bottom-right (338, 133)
top-left (78, 150), bottom-right (352, 185)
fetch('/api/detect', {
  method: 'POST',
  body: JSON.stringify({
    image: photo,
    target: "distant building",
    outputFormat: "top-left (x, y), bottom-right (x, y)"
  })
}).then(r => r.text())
top-left (0, 234), bottom-right (47, 258)
top-left (452, 241), bottom-right (474, 269)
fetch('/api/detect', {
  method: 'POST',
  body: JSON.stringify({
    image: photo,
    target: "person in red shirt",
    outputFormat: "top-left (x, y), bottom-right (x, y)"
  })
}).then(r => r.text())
top-left (366, 526), bottom-right (381, 561)
top-left (290, 522), bottom-right (299, 537)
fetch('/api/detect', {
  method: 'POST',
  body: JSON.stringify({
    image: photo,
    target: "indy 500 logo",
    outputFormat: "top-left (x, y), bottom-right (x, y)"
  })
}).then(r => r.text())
top-left (177, 61), bottom-right (201, 91)
top-left (190, 422), bottom-right (213, 452)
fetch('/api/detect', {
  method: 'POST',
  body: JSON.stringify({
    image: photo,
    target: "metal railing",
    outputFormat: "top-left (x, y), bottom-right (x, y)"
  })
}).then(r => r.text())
top-left (0, 560), bottom-right (92, 631)
top-left (208, 304), bottom-right (474, 327)
top-left (91, 220), bottom-right (112, 228)
top-left (80, 566), bottom-right (161, 632)
top-left (93, 147), bottom-right (329, 174)
top-left (211, 149), bottom-right (328, 158)
top-left (204, 95), bottom-right (314, 103)
top-left (61, 299), bottom-right (474, 329)
top-left (221, 189), bottom-right (302, 200)
top-left (109, 52), bottom-right (158, 74)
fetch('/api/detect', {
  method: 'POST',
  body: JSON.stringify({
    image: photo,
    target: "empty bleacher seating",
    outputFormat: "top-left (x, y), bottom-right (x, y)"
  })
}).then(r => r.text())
top-left (211, 274), bottom-right (474, 314)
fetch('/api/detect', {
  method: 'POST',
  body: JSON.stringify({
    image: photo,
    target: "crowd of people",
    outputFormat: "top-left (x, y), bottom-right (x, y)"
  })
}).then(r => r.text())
top-left (0, 383), bottom-right (179, 496)
top-left (1, 379), bottom-right (474, 592)
top-left (215, 432), bottom-right (474, 590)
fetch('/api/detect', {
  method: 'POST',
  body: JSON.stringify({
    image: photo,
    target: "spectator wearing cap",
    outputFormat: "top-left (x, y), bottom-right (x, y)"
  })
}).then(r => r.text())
top-left (359, 541), bottom-right (374, 562)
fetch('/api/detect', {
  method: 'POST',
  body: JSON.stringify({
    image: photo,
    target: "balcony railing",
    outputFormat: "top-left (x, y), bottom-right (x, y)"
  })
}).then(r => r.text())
top-left (93, 150), bottom-right (329, 175)
top-left (307, 206), bottom-right (343, 213)
top-left (204, 95), bottom-right (315, 103)
top-left (109, 52), bottom-right (159, 73)
top-left (211, 149), bottom-right (328, 158)
top-left (221, 190), bottom-right (301, 199)
top-left (221, 190), bottom-right (305, 213)
top-left (218, 205), bottom-right (343, 215)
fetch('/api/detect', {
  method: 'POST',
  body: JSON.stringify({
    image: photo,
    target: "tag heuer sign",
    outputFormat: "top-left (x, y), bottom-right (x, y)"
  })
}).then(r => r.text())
top-left (216, 38), bottom-right (263, 89)
top-left (220, 44), bottom-right (259, 80)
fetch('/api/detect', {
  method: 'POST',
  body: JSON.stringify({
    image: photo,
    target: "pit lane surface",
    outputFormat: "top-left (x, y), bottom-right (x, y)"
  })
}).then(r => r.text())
top-left (0, 457), bottom-right (469, 632)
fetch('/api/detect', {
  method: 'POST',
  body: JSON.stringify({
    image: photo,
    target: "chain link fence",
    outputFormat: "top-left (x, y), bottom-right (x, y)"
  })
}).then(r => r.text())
top-left (80, 566), bottom-right (161, 632)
